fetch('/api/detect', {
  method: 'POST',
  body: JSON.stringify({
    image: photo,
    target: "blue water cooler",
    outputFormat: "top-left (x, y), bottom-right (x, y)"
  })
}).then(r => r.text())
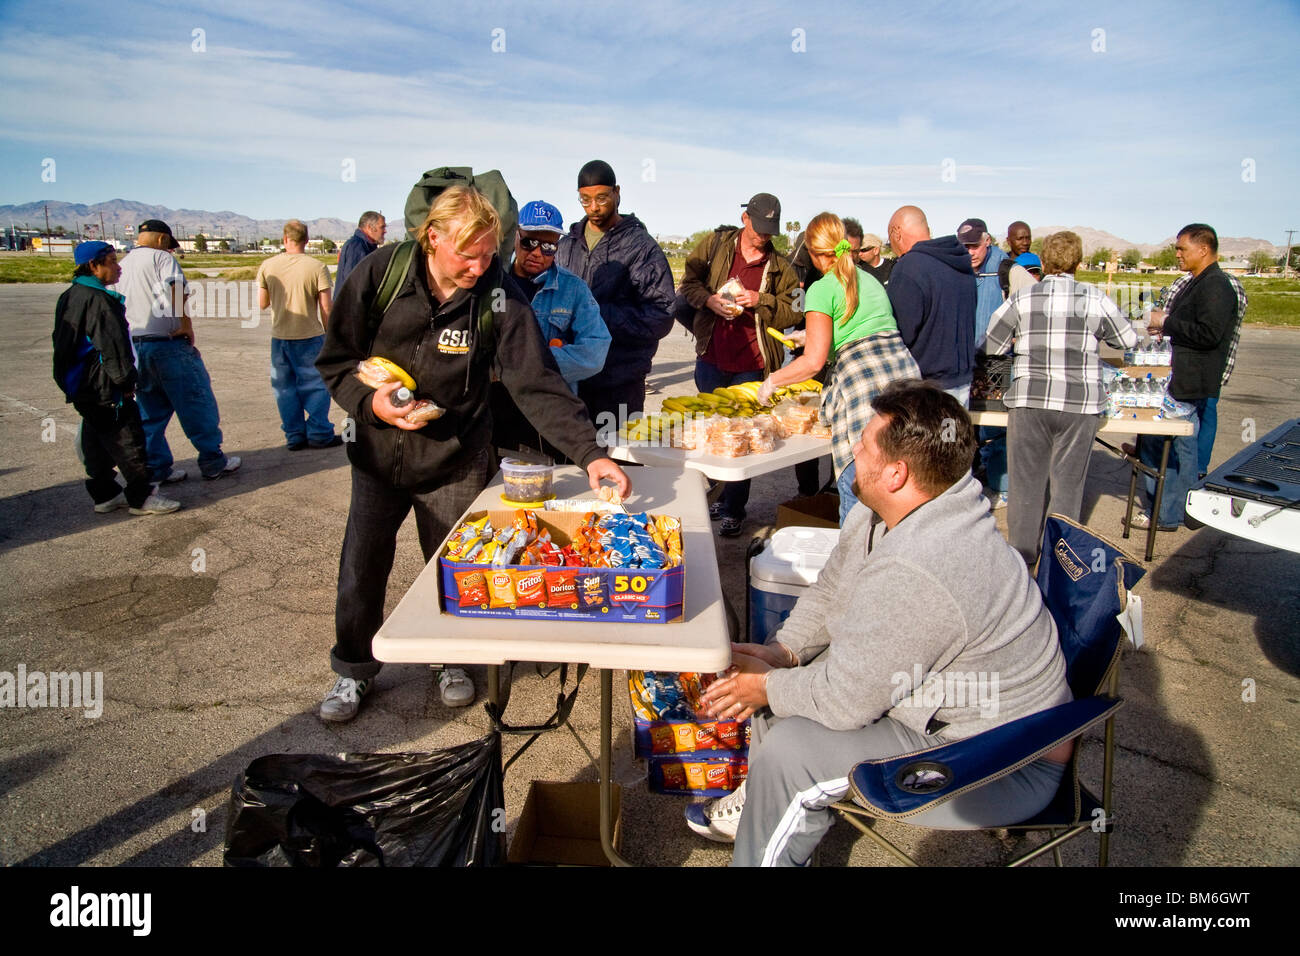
top-left (747, 526), bottom-right (840, 643)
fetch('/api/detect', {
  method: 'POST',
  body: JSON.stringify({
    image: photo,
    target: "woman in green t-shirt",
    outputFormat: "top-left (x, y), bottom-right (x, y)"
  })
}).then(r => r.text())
top-left (758, 212), bottom-right (920, 523)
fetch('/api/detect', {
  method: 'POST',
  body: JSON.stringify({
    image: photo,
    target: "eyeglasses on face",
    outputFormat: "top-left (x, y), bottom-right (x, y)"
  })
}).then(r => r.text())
top-left (578, 193), bottom-right (615, 208)
top-left (519, 237), bottom-right (558, 254)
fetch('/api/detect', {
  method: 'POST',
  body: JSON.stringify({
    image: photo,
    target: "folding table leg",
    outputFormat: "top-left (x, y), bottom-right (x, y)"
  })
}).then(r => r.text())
top-left (600, 668), bottom-right (632, 867)
top-left (1147, 439), bottom-right (1172, 562)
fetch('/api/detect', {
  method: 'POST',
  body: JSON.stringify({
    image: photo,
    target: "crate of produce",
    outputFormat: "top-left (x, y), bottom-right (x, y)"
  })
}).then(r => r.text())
top-left (970, 353), bottom-right (1013, 410)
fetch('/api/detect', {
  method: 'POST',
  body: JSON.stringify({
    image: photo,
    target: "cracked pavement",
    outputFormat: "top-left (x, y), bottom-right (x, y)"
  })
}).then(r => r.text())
top-left (0, 281), bottom-right (1296, 867)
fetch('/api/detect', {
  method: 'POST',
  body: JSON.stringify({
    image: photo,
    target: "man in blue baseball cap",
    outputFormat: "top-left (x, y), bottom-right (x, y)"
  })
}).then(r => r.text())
top-left (491, 200), bottom-right (610, 456)
top-left (53, 241), bottom-right (181, 516)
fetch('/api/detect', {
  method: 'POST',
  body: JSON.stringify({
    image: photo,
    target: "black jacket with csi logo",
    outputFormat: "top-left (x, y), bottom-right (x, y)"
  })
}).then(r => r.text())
top-left (317, 242), bottom-right (602, 490)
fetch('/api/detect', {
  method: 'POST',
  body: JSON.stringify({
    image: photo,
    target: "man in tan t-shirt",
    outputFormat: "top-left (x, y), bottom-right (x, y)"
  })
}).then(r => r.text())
top-left (257, 220), bottom-right (341, 449)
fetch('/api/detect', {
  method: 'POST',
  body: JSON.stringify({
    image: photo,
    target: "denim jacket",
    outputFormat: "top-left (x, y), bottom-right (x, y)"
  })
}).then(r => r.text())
top-left (522, 262), bottom-right (611, 392)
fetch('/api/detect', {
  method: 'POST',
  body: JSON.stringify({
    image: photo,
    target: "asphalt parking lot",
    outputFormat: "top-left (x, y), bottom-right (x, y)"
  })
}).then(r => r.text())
top-left (1, 281), bottom-right (1297, 866)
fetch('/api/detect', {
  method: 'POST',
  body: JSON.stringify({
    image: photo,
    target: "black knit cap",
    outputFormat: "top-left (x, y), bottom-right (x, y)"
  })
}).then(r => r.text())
top-left (577, 160), bottom-right (617, 188)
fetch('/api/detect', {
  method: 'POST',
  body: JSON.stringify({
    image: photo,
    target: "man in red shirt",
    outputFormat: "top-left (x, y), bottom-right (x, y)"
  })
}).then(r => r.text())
top-left (679, 193), bottom-right (801, 536)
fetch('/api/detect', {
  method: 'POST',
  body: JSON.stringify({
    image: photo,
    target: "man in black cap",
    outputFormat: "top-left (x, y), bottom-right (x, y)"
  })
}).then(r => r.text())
top-left (115, 219), bottom-right (240, 482)
top-left (679, 193), bottom-right (802, 535)
top-left (556, 160), bottom-right (676, 431)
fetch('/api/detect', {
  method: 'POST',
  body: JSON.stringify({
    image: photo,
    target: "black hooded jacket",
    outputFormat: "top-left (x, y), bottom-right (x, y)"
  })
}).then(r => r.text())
top-left (556, 213), bottom-right (675, 388)
top-left (886, 235), bottom-right (978, 390)
top-left (316, 243), bottom-right (602, 491)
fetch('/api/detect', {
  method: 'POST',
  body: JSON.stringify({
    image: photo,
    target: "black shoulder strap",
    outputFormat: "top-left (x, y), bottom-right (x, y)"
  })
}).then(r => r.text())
top-left (475, 260), bottom-right (499, 362)
top-left (998, 258), bottom-right (1014, 299)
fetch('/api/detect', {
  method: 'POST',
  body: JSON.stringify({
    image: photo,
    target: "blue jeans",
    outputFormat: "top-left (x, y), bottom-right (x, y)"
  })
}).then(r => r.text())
top-left (1197, 395), bottom-right (1218, 476)
top-left (133, 338), bottom-right (228, 481)
top-left (979, 426), bottom-right (1008, 493)
top-left (272, 335), bottom-right (334, 444)
top-left (1139, 399), bottom-right (1204, 527)
top-left (694, 359), bottom-right (765, 520)
top-left (839, 382), bottom-right (971, 526)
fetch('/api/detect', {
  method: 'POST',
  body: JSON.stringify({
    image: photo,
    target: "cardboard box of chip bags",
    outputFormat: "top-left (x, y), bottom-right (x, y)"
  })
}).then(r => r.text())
top-left (629, 671), bottom-right (750, 796)
top-left (439, 509), bottom-right (684, 624)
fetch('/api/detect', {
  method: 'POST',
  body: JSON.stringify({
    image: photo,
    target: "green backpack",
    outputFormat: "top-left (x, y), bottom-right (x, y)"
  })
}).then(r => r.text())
top-left (402, 165), bottom-right (518, 261)
top-left (369, 166), bottom-right (518, 365)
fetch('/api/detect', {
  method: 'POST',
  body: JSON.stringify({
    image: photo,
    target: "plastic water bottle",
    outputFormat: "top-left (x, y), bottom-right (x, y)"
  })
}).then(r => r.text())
top-left (391, 386), bottom-right (414, 409)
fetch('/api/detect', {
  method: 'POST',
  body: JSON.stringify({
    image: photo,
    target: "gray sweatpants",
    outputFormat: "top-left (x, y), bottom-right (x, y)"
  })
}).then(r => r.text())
top-left (731, 710), bottom-right (1066, 867)
top-left (1007, 407), bottom-right (1102, 567)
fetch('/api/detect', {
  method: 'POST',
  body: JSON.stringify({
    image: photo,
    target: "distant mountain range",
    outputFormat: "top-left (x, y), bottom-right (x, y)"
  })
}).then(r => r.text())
top-left (0, 200), bottom-right (1284, 258)
top-left (0, 199), bottom-right (355, 242)
top-left (1034, 225), bottom-right (1279, 259)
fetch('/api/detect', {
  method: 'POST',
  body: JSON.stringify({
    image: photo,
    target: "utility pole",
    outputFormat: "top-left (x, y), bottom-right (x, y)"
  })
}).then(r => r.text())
top-left (44, 205), bottom-right (51, 256)
top-left (1283, 230), bottom-right (1296, 278)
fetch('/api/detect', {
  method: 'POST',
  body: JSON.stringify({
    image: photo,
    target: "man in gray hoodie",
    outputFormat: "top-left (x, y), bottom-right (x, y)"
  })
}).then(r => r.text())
top-left (684, 381), bottom-right (1072, 865)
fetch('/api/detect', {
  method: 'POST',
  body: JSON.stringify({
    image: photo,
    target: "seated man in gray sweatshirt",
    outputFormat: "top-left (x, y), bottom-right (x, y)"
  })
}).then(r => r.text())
top-left (686, 380), bottom-right (1073, 866)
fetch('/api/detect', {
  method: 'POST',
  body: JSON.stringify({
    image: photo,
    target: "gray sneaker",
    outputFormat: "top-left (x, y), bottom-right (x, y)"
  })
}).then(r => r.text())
top-left (160, 468), bottom-right (187, 484)
top-left (129, 492), bottom-right (182, 516)
top-left (93, 491), bottom-right (128, 514)
top-left (203, 455), bottom-right (241, 480)
top-left (438, 667), bottom-right (474, 707)
top-left (320, 676), bottom-right (370, 722)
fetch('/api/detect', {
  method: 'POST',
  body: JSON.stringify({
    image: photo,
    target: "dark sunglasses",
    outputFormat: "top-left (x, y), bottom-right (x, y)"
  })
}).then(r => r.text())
top-left (519, 237), bottom-right (558, 254)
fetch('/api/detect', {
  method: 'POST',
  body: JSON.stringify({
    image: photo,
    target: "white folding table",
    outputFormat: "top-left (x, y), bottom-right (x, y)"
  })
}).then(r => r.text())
top-left (605, 433), bottom-right (831, 483)
top-left (373, 465), bottom-right (730, 866)
top-left (969, 404), bottom-right (1194, 561)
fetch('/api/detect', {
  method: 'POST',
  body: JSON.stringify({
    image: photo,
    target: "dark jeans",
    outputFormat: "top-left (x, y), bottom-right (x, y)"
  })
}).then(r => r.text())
top-left (76, 399), bottom-right (153, 508)
top-left (580, 377), bottom-right (648, 452)
top-left (979, 425), bottom-right (1008, 493)
top-left (1138, 398), bottom-right (1205, 528)
top-left (694, 359), bottom-right (765, 519)
top-left (1198, 395), bottom-right (1218, 476)
top-left (489, 380), bottom-right (571, 464)
top-left (1007, 407), bottom-right (1101, 567)
top-left (794, 457), bottom-right (823, 497)
top-left (331, 450), bottom-right (493, 679)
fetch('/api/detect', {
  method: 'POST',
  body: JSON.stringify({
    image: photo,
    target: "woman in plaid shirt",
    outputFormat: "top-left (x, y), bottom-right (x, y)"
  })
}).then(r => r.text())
top-left (982, 231), bottom-right (1138, 565)
top-left (757, 213), bottom-right (920, 525)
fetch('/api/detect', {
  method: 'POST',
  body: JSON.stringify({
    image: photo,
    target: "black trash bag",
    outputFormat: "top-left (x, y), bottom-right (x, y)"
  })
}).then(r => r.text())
top-left (224, 733), bottom-right (504, 867)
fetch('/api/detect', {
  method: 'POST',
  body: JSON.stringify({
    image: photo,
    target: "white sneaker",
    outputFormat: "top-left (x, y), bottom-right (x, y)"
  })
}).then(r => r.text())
top-left (203, 456), bottom-right (241, 480)
top-left (684, 780), bottom-right (747, 843)
top-left (129, 492), bottom-right (182, 516)
top-left (93, 492), bottom-right (128, 514)
top-left (320, 676), bottom-right (370, 722)
top-left (160, 468), bottom-right (187, 484)
top-left (438, 667), bottom-right (474, 707)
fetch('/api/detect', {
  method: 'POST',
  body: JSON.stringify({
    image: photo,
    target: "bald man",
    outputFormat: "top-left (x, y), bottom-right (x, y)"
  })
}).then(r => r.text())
top-left (885, 206), bottom-right (977, 405)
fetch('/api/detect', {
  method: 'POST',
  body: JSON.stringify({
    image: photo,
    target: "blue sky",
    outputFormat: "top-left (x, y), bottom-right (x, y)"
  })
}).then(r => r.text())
top-left (1, 0), bottom-right (1296, 245)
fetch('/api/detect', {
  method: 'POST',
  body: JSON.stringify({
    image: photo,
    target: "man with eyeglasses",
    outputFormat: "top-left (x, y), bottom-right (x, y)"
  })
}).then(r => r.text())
top-left (557, 160), bottom-right (675, 431)
top-left (491, 200), bottom-right (610, 456)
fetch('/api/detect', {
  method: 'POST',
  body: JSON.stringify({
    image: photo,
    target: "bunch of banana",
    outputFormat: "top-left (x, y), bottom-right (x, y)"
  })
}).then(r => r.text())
top-left (617, 411), bottom-right (688, 443)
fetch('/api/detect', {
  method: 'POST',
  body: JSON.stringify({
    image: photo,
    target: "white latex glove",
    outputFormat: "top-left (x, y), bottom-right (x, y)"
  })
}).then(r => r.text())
top-left (757, 378), bottom-right (779, 405)
top-left (786, 329), bottom-right (807, 348)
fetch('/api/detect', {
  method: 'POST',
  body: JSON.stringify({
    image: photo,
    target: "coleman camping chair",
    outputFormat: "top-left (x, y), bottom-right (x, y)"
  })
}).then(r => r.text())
top-left (830, 514), bottom-right (1145, 866)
